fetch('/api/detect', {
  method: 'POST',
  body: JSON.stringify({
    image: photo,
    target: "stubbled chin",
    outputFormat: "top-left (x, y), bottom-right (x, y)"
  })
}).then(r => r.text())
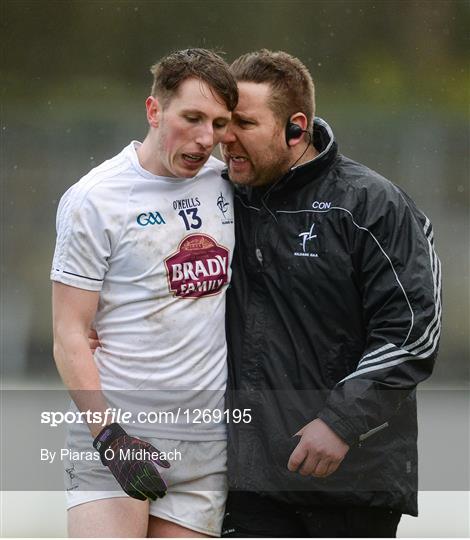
top-left (227, 165), bottom-right (242, 181)
top-left (229, 160), bottom-right (251, 176)
top-left (228, 170), bottom-right (253, 185)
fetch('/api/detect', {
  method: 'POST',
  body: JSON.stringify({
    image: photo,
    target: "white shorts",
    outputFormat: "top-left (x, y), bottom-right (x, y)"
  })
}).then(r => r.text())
top-left (64, 436), bottom-right (228, 537)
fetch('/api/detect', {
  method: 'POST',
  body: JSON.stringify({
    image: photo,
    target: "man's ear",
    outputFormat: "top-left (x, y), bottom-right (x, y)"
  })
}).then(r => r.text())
top-left (286, 112), bottom-right (308, 147)
top-left (145, 96), bottom-right (161, 128)
top-left (288, 112), bottom-right (309, 139)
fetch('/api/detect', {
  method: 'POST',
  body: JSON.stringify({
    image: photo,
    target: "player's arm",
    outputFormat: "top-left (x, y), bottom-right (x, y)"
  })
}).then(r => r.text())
top-left (52, 281), bottom-right (170, 500)
top-left (289, 187), bottom-right (441, 478)
top-left (52, 281), bottom-right (106, 437)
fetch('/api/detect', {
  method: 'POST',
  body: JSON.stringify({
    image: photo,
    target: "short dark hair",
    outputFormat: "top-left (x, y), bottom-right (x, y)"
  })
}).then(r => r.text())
top-left (230, 49), bottom-right (315, 129)
top-left (150, 48), bottom-right (238, 111)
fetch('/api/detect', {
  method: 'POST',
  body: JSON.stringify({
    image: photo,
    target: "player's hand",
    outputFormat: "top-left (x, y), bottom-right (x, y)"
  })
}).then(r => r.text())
top-left (93, 423), bottom-right (170, 501)
top-left (88, 328), bottom-right (101, 352)
top-left (287, 418), bottom-right (349, 478)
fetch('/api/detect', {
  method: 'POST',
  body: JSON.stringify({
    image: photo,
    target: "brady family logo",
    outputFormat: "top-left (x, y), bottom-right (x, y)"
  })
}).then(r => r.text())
top-left (165, 234), bottom-right (229, 298)
top-left (136, 211), bottom-right (166, 226)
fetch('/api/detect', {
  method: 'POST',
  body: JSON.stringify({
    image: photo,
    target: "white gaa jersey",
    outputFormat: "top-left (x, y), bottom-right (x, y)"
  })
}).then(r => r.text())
top-left (51, 142), bottom-right (235, 440)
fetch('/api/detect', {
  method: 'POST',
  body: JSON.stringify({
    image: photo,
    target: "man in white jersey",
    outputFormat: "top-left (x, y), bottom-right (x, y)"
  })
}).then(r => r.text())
top-left (51, 49), bottom-right (238, 537)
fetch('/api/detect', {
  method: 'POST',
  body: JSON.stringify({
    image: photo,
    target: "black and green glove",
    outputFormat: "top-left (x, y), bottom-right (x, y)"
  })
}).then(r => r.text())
top-left (93, 422), bottom-right (170, 501)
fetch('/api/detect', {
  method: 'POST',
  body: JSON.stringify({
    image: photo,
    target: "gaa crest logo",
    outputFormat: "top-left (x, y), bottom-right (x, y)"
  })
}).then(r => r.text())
top-left (136, 211), bottom-right (166, 226)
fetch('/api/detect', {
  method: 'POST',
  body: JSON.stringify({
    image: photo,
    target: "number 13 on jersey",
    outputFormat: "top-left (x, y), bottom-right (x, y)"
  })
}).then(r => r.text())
top-left (178, 208), bottom-right (202, 230)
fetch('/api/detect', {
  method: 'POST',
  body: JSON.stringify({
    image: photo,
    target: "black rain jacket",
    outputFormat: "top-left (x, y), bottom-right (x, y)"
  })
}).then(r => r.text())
top-left (225, 118), bottom-right (441, 516)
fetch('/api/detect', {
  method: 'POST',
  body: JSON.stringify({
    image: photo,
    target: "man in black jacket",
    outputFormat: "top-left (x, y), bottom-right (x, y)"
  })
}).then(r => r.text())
top-left (221, 50), bottom-right (441, 537)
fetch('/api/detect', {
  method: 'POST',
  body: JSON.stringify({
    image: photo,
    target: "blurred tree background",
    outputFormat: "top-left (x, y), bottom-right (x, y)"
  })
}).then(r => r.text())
top-left (1, 0), bottom-right (468, 383)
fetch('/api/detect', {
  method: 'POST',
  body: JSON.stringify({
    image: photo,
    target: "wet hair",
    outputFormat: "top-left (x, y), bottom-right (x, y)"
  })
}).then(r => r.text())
top-left (230, 49), bottom-right (315, 128)
top-left (150, 48), bottom-right (238, 111)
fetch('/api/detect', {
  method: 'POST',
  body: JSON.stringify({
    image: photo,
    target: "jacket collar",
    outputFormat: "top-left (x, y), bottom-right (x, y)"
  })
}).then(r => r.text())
top-left (272, 117), bottom-right (338, 193)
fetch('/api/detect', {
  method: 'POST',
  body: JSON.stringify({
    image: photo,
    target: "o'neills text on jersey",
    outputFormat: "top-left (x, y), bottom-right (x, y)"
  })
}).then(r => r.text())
top-left (172, 197), bottom-right (200, 210)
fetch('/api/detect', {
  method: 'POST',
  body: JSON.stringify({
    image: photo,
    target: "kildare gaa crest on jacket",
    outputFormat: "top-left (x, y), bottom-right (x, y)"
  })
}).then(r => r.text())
top-left (165, 234), bottom-right (229, 298)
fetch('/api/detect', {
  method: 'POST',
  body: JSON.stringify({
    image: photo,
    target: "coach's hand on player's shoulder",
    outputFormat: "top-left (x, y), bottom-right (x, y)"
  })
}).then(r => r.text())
top-left (93, 422), bottom-right (171, 501)
top-left (88, 328), bottom-right (101, 352)
top-left (287, 418), bottom-right (349, 478)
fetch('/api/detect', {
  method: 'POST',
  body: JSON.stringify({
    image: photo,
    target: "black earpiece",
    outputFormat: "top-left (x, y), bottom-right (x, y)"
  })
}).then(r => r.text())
top-left (285, 121), bottom-right (304, 145)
